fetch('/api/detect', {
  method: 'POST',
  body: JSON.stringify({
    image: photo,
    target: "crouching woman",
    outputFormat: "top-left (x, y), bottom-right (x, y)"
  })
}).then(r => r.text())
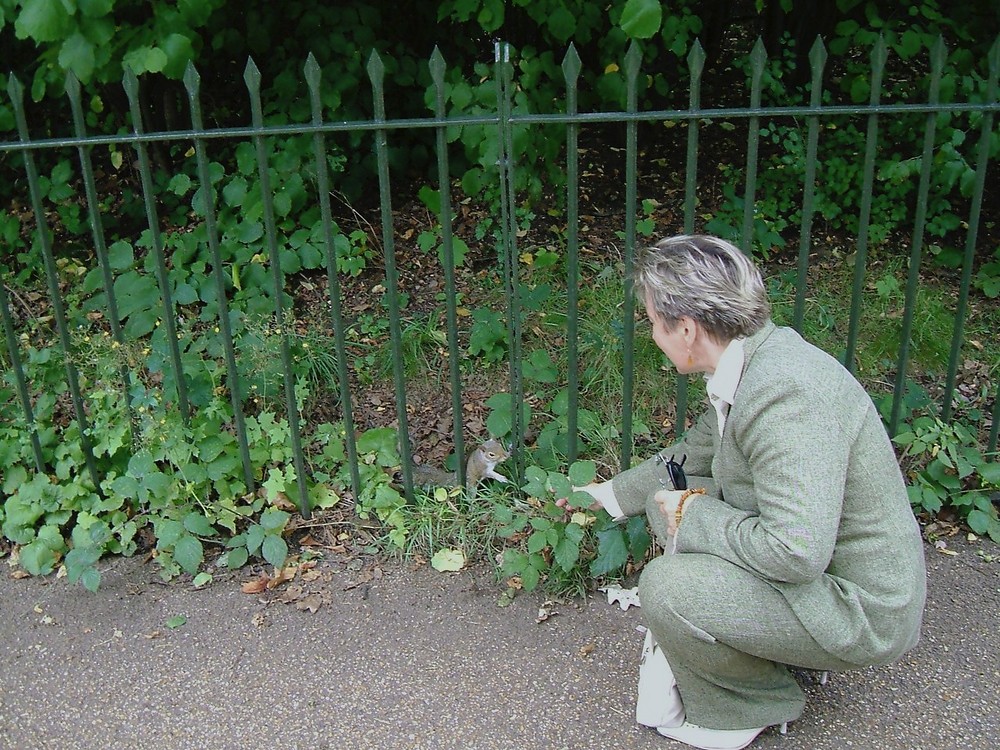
top-left (580, 235), bottom-right (926, 750)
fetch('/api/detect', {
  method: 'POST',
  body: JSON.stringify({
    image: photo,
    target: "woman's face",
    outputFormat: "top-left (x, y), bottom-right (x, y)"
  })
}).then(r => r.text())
top-left (644, 294), bottom-right (693, 374)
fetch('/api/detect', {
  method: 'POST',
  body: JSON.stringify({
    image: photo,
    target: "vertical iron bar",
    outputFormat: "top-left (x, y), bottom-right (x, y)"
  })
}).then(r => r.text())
top-left (184, 63), bottom-right (255, 491)
top-left (65, 73), bottom-right (136, 446)
top-left (620, 42), bottom-right (642, 470)
top-left (244, 59), bottom-right (311, 517)
top-left (889, 38), bottom-right (946, 437)
top-left (844, 37), bottom-right (888, 373)
top-left (941, 37), bottom-right (999, 421)
top-left (0, 268), bottom-right (45, 471)
top-left (989, 383), bottom-right (999, 454)
top-left (429, 48), bottom-right (467, 483)
top-left (792, 38), bottom-right (828, 332)
top-left (741, 39), bottom-right (766, 253)
top-left (122, 70), bottom-right (191, 424)
top-left (8, 75), bottom-right (101, 490)
top-left (495, 41), bottom-right (525, 484)
top-left (305, 54), bottom-right (362, 501)
top-left (366, 51), bottom-right (415, 499)
top-left (677, 41), bottom-right (707, 439)
top-left (563, 44), bottom-right (582, 465)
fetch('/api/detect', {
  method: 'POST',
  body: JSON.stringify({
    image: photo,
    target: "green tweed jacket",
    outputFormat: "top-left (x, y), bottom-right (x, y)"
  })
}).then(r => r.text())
top-left (612, 321), bottom-right (927, 667)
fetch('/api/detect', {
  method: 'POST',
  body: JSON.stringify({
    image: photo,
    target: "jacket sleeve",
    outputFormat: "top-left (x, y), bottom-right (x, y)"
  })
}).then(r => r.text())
top-left (610, 406), bottom-right (718, 517)
top-left (675, 373), bottom-right (859, 584)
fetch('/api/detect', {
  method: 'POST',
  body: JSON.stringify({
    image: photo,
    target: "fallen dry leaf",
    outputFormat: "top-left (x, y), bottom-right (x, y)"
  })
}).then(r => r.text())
top-left (266, 565), bottom-right (297, 590)
top-left (241, 575), bottom-right (269, 595)
top-left (536, 600), bottom-right (559, 624)
top-left (295, 594), bottom-right (323, 613)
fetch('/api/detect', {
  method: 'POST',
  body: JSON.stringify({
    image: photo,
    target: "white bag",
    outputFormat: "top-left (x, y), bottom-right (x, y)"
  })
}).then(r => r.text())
top-left (635, 629), bottom-right (686, 728)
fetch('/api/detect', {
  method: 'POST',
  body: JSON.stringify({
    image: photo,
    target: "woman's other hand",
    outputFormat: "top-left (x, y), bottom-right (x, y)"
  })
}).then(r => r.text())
top-left (655, 489), bottom-right (687, 536)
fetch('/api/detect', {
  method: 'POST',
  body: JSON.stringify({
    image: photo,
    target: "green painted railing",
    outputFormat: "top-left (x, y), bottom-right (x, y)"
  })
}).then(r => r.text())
top-left (1, 37), bottom-right (999, 519)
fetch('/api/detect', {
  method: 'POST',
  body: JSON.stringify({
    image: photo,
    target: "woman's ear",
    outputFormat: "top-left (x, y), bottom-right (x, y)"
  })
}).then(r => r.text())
top-left (678, 316), bottom-right (698, 345)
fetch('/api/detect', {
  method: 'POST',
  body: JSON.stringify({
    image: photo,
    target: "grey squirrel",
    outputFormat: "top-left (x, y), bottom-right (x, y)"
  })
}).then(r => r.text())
top-left (410, 439), bottom-right (511, 498)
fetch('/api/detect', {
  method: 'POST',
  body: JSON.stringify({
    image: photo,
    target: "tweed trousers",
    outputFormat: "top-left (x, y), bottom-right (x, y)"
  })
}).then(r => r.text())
top-left (638, 488), bottom-right (858, 730)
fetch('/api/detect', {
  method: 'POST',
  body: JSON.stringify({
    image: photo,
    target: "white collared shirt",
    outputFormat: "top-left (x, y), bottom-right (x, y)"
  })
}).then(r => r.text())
top-left (705, 337), bottom-right (746, 437)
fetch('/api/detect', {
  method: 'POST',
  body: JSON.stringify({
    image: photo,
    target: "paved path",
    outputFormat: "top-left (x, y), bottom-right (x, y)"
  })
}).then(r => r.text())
top-left (1, 534), bottom-right (997, 750)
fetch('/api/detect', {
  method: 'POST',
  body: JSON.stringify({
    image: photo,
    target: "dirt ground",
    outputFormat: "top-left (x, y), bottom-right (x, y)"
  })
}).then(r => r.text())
top-left (1, 532), bottom-right (998, 750)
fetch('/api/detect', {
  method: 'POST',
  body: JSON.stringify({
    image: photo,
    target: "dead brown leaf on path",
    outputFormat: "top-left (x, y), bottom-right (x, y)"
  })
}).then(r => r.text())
top-left (241, 575), bottom-right (269, 595)
top-left (266, 565), bottom-right (298, 590)
top-left (295, 594), bottom-right (323, 613)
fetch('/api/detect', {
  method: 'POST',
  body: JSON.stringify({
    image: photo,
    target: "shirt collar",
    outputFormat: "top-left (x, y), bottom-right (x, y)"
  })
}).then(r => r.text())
top-left (706, 337), bottom-right (746, 409)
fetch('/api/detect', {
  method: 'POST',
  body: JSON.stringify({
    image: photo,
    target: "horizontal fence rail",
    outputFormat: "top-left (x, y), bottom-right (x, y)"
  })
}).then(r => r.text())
top-left (1, 36), bottom-right (998, 523)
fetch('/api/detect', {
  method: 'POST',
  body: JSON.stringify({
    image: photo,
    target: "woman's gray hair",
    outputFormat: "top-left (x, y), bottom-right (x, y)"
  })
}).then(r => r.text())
top-left (633, 235), bottom-right (771, 342)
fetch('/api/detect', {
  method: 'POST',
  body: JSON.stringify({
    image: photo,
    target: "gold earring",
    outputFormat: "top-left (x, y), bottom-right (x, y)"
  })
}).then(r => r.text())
top-left (687, 349), bottom-right (694, 367)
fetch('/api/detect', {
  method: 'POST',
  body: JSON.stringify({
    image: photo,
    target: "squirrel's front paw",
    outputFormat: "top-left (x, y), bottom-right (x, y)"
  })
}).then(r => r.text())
top-left (492, 471), bottom-right (509, 484)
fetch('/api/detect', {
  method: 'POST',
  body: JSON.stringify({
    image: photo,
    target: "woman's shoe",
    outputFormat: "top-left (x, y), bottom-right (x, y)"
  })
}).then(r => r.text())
top-left (656, 720), bottom-right (787, 750)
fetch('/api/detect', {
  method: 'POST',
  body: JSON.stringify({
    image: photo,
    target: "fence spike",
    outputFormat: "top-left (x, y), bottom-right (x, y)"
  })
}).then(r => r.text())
top-left (562, 42), bottom-right (581, 83)
top-left (367, 50), bottom-right (385, 86)
top-left (304, 52), bottom-right (321, 92)
top-left (6, 72), bottom-right (22, 104)
top-left (243, 57), bottom-right (262, 95)
top-left (64, 71), bottom-right (80, 100)
top-left (809, 36), bottom-right (828, 80)
top-left (121, 68), bottom-right (139, 103)
top-left (749, 37), bottom-right (767, 85)
top-left (429, 46), bottom-right (446, 85)
top-left (688, 39), bottom-right (706, 83)
top-left (183, 61), bottom-right (201, 96)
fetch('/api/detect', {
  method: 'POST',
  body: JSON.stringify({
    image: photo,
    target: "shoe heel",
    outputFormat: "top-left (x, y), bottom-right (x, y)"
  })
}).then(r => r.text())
top-left (779, 722), bottom-right (788, 735)
top-left (820, 670), bottom-right (829, 685)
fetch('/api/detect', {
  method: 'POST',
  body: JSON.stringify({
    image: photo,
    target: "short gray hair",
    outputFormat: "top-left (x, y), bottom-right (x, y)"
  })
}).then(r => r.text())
top-left (632, 235), bottom-right (770, 342)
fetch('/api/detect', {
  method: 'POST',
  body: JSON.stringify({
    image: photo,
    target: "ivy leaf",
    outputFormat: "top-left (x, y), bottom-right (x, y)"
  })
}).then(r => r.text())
top-left (554, 524), bottom-right (584, 572)
top-left (123, 46), bottom-right (169, 75)
top-left (182, 512), bottom-right (216, 537)
top-left (58, 33), bottom-right (97, 83)
top-left (65, 547), bottom-right (103, 583)
top-left (591, 527), bottom-right (629, 577)
top-left (620, 0), bottom-right (662, 40)
top-left (568, 460), bottom-right (597, 487)
top-left (81, 568), bottom-right (102, 593)
top-left (259, 508), bottom-right (290, 533)
top-left (966, 509), bottom-right (994, 536)
top-left (14, 0), bottom-right (70, 42)
top-left (165, 615), bottom-right (187, 629)
top-left (546, 6), bottom-right (577, 43)
top-left (527, 530), bottom-right (549, 554)
top-left (625, 515), bottom-right (652, 560)
top-left (224, 546), bottom-right (249, 570)
top-left (521, 465), bottom-right (548, 497)
top-left (18, 540), bottom-right (58, 576)
top-left (430, 547), bottom-right (466, 572)
top-left (262, 534), bottom-right (288, 569)
top-left (173, 534), bottom-right (204, 575)
top-left (523, 349), bottom-right (558, 383)
top-left (245, 524), bottom-right (266, 555)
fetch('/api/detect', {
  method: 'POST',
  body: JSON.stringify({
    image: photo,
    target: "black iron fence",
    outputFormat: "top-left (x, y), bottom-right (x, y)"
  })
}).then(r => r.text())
top-left (1, 37), bottom-right (998, 517)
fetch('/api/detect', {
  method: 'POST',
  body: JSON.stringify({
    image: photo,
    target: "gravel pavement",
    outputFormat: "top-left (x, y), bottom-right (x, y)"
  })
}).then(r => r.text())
top-left (1, 534), bottom-right (997, 750)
